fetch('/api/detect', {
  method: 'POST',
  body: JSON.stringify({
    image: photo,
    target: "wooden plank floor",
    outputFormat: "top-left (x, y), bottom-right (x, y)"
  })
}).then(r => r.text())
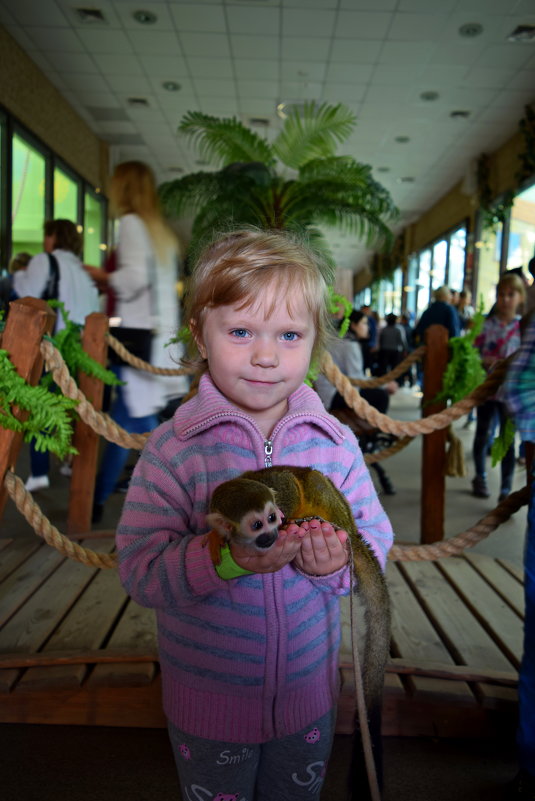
top-left (0, 536), bottom-right (524, 737)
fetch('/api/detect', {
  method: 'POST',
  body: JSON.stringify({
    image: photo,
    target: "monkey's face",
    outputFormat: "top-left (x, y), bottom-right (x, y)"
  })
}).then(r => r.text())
top-left (235, 502), bottom-right (283, 551)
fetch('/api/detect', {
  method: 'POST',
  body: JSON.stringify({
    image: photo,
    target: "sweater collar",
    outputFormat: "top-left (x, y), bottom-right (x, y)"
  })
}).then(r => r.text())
top-left (174, 372), bottom-right (345, 443)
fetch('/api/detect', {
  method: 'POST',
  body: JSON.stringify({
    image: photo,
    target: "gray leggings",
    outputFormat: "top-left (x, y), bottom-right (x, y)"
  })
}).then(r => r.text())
top-left (168, 708), bottom-right (336, 801)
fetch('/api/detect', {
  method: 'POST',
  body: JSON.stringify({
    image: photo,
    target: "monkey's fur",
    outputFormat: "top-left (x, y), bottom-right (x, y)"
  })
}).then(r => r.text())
top-left (208, 465), bottom-right (391, 800)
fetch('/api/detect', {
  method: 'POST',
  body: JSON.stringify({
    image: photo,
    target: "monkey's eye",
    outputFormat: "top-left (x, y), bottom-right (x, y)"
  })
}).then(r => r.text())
top-left (267, 513), bottom-right (277, 524)
top-left (251, 520), bottom-right (263, 531)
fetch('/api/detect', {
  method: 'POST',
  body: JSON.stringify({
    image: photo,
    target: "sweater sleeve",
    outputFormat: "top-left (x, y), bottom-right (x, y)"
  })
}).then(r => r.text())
top-left (115, 434), bottom-right (227, 610)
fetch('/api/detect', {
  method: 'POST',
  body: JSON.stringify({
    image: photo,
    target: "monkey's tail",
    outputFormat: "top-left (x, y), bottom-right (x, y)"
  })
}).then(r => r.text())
top-left (348, 542), bottom-right (391, 801)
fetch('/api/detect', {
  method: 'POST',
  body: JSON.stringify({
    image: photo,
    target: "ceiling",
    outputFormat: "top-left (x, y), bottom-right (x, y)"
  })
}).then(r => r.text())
top-left (1, 0), bottom-right (534, 272)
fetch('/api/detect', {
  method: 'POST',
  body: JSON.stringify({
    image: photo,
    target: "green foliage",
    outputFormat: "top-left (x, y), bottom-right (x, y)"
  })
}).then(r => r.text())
top-left (434, 309), bottom-right (486, 405)
top-left (0, 349), bottom-right (78, 457)
top-left (44, 302), bottom-right (122, 389)
top-left (328, 288), bottom-right (352, 338)
top-left (491, 417), bottom-right (516, 467)
top-left (160, 102), bottom-right (398, 268)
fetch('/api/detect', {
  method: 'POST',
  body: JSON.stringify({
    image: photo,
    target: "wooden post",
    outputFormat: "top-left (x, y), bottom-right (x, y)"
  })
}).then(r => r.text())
top-left (420, 324), bottom-right (449, 544)
top-left (67, 313), bottom-right (109, 535)
top-left (0, 298), bottom-right (56, 517)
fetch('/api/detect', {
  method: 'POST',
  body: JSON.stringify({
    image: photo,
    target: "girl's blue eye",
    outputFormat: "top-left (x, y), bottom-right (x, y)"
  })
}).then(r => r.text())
top-left (282, 331), bottom-right (299, 341)
top-left (231, 329), bottom-right (249, 338)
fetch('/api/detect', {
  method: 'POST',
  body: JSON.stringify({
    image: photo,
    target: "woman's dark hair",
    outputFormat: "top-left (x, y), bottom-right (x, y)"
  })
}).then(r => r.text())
top-left (348, 309), bottom-right (365, 327)
top-left (44, 219), bottom-right (83, 256)
top-left (386, 312), bottom-right (398, 325)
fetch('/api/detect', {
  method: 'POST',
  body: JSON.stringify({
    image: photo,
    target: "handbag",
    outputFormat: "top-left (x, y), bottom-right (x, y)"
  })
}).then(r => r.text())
top-left (108, 326), bottom-right (153, 366)
top-left (41, 253), bottom-right (60, 301)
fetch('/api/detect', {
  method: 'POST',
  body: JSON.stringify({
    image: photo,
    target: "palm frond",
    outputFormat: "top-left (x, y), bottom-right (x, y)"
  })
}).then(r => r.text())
top-left (178, 111), bottom-right (275, 167)
top-left (159, 172), bottom-right (221, 217)
top-left (273, 102), bottom-right (356, 170)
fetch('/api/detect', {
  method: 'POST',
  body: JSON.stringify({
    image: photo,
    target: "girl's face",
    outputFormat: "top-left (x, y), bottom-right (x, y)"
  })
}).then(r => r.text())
top-left (496, 286), bottom-right (522, 320)
top-left (194, 285), bottom-right (316, 438)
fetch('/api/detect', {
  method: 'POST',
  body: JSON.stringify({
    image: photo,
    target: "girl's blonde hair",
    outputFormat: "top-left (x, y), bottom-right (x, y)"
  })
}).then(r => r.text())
top-left (108, 161), bottom-right (179, 261)
top-left (496, 272), bottom-right (526, 302)
top-left (186, 228), bottom-right (331, 366)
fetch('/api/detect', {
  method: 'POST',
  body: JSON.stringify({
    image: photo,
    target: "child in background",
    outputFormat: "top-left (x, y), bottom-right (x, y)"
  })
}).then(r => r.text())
top-left (116, 229), bottom-right (393, 801)
top-left (472, 272), bottom-right (526, 501)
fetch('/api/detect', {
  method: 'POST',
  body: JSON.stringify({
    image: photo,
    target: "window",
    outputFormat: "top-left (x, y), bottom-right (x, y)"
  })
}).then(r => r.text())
top-left (83, 190), bottom-right (106, 266)
top-left (506, 184), bottom-right (535, 273)
top-left (416, 249), bottom-right (432, 316)
top-left (448, 227), bottom-right (466, 291)
top-left (403, 254), bottom-right (418, 317)
top-left (11, 133), bottom-right (46, 255)
top-left (54, 166), bottom-right (78, 221)
top-left (430, 239), bottom-right (447, 291)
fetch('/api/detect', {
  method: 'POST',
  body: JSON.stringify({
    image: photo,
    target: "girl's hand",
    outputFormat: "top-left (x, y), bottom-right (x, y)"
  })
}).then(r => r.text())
top-left (290, 518), bottom-right (349, 576)
top-left (229, 527), bottom-right (305, 574)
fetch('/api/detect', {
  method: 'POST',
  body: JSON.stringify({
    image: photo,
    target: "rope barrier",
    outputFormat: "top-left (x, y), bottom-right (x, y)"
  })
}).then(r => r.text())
top-left (3, 468), bottom-right (528, 569)
top-left (105, 332), bottom-right (195, 376)
top-left (3, 470), bottom-right (117, 569)
top-left (349, 346), bottom-right (426, 388)
top-left (320, 351), bottom-right (512, 437)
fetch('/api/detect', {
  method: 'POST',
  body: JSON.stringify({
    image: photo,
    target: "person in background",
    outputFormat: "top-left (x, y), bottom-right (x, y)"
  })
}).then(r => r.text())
top-left (85, 161), bottom-right (189, 523)
top-left (471, 272), bottom-right (525, 501)
top-left (315, 309), bottom-right (398, 495)
top-left (0, 251), bottom-right (31, 318)
top-left (502, 312), bottom-right (535, 800)
top-left (115, 229), bottom-right (393, 801)
top-left (12, 220), bottom-right (99, 491)
top-left (377, 312), bottom-right (408, 375)
top-left (359, 303), bottom-right (378, 373)
top-left (458, 288), bottom-right (475, 332)
top-left (414, 285), bottom-right (461, 343)
top-left (398, 312), bottom-right (415, 387)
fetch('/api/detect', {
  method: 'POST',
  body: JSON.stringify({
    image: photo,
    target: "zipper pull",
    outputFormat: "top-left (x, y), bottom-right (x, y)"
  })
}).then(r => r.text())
top-left (264, 440), bottom-right (273, 468)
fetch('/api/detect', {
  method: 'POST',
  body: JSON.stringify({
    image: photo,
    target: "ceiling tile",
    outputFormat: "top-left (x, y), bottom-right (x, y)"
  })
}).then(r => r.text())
top-left (237, 80), bottom-right (279, 99)
top-left (186, 57), bottom-right (234, 78)
top-left (25, 25), bottom-right (85, 52)
top-left (462, 66), bottom-right (517, 89)
top-left (282, 9), bottom-right (336, 38)
top-left (326, 63), bottom-right (374, 83)
top-left (179, 32), bottom-right (231, 58)
top-left (389, 12), bottom-right (452, 41)
top-left (47, 50), bottom-right (99, 73)
top-left (76, 28), bottom-right (133, 54)
top-left (334, 11), bottom-right (392, 39)
top-left (62, 73), bottom-right (112, 93)
top-left (105, 74), bottom-right (153, 93)
top-left (92, 52), bottom-right (144, 74)
top-left (1, 0), bottom-right (68, 25)
top-left (170, 3), bottom-right (226, 33)
top-left (225, 6), bottom-right (280, 35)
top-left (281, 37), bottom-right (332, 60)
top-left (230, 35), bottom-right (280, 59)
top-left (192, 78), bottom-right (237, 97)
top-left (379, 41), bottom-right (435, 64)
top-left (139, 55), bottom-right (189, 76)
top-left (279, 80), bottom-right (324, 99)
top-left (330, 39), bottom-right (384, 63)
top-left (126, 30), bottom-right (182, 55)
top-left (234, 59), bottom-right (279, 80)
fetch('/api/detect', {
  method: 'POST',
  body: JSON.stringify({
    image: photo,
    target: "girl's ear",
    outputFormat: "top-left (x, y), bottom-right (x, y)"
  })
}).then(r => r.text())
top-left (190, 319), bottom-right (207, 359)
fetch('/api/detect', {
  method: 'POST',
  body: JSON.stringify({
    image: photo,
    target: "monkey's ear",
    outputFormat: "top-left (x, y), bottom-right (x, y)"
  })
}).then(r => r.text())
top-left (206, 512), bottom-right (233, 537)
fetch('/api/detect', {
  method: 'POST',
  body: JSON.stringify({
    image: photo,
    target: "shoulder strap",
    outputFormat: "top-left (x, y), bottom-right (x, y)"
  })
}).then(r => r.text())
top-left (42, 253), bottom-right (60, 301)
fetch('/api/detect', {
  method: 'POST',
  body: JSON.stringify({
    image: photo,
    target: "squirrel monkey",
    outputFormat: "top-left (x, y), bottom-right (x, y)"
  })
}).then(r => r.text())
top-left (208, 465), bottom-right (390, 801)
top-left (206, 478), bottom-right (283, 565)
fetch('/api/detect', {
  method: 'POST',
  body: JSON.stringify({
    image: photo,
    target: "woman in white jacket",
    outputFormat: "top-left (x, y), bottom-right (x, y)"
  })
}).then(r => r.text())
top-left (86, 161), bottom-right (189, 522)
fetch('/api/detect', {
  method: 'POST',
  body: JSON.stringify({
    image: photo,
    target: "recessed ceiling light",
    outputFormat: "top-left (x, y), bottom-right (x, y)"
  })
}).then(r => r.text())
top-left (507, 25), bottom-right (535, 42)
top-left (132, 10), bottom-right (157, 25)
top-left (420, 91), bottom-right (439, 102)
top-left (162, 81), bottom-right (181, 92)
top-left (398, 177), bottom-right (415, 183)
top-left (395, 136), bottom-right (410, 143)
top-left (377, 167), bottom-right (390, 173)
top-left (249, 117), bottom-right (270, 126)
top-left (127, 97), bottom-right (149, 107)
top-left (459, 22), bottom-right (483, 38)
top-left (450, 110), bottom-right (471, 119)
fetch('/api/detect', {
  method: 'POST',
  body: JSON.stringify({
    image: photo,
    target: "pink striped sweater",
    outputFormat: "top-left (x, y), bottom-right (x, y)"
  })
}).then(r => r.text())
top-left (116, 373), bottom-right (394, 743)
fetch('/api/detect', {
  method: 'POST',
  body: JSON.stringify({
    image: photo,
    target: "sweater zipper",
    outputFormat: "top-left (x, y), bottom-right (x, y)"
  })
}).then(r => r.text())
top-left (264, 439), bottom-right (273, 468)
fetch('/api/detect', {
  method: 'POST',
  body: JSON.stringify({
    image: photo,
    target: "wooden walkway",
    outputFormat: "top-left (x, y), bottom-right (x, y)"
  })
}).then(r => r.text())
top-left (0, 534), bottom-right (523, 737)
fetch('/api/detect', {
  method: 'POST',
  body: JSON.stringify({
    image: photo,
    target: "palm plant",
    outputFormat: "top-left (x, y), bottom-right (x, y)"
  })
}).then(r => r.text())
top-left (159, 102), bottom-right (399, 276)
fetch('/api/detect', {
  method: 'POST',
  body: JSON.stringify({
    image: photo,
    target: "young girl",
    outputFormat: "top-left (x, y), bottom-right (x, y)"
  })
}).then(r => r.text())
top-left (116, 229), bottom-right (394, 801)
top-left (472, 272), bottom-right (526, 501)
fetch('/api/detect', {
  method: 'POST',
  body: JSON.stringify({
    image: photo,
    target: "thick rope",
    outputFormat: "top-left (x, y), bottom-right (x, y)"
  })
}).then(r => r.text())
top-left (3, 470), bottom-right (117, 569)
top-left (349, 346), bottom-right (426, 388)
top-left (106, 332), bottom-right (195, 376)
top-left (320, 351), bottom-right (511, 437)
top-left (389, 485), bottom-right (529, 561)
top-left (40, 339), bottom-right (147, 450)
top-left (3, 466), bottom-right (528, 568)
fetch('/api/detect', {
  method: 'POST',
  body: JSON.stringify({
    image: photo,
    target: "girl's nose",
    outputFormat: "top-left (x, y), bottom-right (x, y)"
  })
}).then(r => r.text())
top-left (252, 340), bottom-right (279, 367)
